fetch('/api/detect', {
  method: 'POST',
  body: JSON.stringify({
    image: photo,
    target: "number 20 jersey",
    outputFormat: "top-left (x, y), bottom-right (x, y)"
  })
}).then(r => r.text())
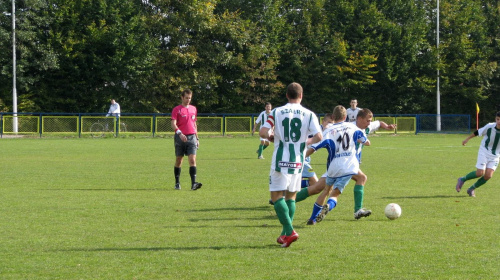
top-left (311, 121), bottom-right (368, 178)
top-left (264, 103), bottom-right (322, 174)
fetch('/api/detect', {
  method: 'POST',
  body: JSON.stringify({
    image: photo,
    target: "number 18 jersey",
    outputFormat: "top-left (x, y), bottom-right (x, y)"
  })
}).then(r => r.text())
top-left (263, 103), bottom-right (321, 174)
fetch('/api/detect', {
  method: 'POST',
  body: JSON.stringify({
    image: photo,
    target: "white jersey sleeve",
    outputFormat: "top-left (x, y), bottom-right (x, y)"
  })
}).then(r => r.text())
top-left (265, 103), bottom-right (321, 174)
top-left (366, 120), bottom-right (381, 134)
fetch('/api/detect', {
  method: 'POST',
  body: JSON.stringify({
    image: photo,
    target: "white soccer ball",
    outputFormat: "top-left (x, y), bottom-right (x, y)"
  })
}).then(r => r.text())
top-left (384, 203), bottom-right (402, 220)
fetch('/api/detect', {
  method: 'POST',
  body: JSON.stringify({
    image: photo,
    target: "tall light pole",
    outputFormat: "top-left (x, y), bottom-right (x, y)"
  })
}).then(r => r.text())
top-left (436, 0), bottom-right (441, 131)
top-left (12, 0), bottom-right (18, 133)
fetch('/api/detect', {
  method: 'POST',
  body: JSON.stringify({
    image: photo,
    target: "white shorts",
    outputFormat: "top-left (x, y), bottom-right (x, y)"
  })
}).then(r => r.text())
top-left (259, 137), bottom-right (270, 143)
top-left (269, 170), bottom-right (302, 192)
top-left (476, 150), bottom-right (500, 170)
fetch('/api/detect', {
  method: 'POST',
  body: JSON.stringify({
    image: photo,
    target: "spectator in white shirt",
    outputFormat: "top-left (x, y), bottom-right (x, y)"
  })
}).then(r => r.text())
top-left (106, 99), bottom-right (121, 117)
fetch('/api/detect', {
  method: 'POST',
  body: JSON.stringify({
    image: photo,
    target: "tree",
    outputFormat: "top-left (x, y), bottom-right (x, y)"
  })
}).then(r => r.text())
top-left (0, 0), bottom-right (59, 112)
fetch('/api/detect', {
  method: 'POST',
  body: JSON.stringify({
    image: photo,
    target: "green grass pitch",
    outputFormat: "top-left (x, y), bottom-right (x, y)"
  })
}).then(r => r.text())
top-left (0, 134), bottom-right (498, 279)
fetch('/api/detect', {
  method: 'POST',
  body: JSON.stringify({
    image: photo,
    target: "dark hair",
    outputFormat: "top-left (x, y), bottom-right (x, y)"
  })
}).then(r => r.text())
top-left (265, 102), bottom-right (272, 106)
top-left (323, 113), bottom-right (334, 120)
top-left (286, 83), bottom-right (303, 99)
top-left (496, 111), bottom-right (500, 118)
top-left (181, 89), bottom-right (192, 97)
top-left (357, 108), bottom-right (373, 119)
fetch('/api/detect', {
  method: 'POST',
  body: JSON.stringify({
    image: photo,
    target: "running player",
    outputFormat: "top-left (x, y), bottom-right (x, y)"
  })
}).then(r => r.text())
top-left (259, 82), bottom-right (322, 248)
top-left (252, 102), bottom-right (272, 159)
top-left (304, 105), bottom-right (369, 225)
top-left (456, 111), bottom-right (500, 197)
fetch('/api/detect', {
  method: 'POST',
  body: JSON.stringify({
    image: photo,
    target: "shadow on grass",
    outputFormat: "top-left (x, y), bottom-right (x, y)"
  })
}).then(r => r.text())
top-left (381, 195), bottom-right (459, 199)
top-left (187, 216), bottom-right (277, 222)
top-left (188, 206), bottom-right (271, 212)
top-left (57, 244), bottom-right (279, 252)
top-left (42, 188), bottom-right (170, 191)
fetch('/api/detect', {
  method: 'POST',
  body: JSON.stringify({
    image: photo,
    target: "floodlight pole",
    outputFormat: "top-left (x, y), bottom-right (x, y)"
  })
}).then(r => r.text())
top-left (436, 0), bottom-right (441, 131)
top-left (12, 0), bottom-right (18, 132)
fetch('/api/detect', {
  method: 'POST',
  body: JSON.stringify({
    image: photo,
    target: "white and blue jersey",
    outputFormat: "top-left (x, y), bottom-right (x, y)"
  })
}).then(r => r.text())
top-left (311, 122), bottom-right (368, 178)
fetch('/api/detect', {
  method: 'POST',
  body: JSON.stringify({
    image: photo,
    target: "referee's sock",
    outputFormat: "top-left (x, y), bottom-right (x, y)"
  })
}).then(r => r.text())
top-left (174, 167), bottom-right (181, 184)
top-left (189, 166), bottom-right (197, 185)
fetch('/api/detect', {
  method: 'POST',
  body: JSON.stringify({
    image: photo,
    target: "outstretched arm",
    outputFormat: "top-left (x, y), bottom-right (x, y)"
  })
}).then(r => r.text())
top-left (462, 131), bottom-right (478, 146)
top-left (379, 121), bottom-right (396, 130)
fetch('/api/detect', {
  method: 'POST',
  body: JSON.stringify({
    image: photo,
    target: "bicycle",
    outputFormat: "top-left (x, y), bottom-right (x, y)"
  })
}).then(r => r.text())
top-left (90, 118), bottom-right (127, 137)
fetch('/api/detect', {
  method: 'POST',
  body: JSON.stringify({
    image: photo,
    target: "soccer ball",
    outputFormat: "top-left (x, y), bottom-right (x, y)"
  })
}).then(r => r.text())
top-left (384, 203), bottom-right (402, 220)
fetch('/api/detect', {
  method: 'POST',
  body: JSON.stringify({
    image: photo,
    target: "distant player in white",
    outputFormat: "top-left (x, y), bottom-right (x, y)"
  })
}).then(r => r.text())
top-left (346, 99), bottom-right (361, 122)
top-left (456, 111), bottom-right (500, 197)
top-left (304, 105), bottom-right (370, 224)
top-left (260, 82), bottom-right (322, 248)
top-left (252, 102), bottom-right (272, 159)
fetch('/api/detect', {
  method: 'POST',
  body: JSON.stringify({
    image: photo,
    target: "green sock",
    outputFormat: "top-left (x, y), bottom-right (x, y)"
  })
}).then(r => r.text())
top-left (353, 184), bottom-right (364, 212)
top-left (273, 198), bottom-right (292, 235)
top-left (286, 199), bottom-right (296, 223)
top-left (471, 176), bottom-right (487, 189)
top-left (463, 171), bottom-right (478, 181)
top-left (258, 144), bottom-right (264, 157)
top-left (295, 187), bottom-right (309, 202)
top-left (263, 145), bottom-right (268, 150)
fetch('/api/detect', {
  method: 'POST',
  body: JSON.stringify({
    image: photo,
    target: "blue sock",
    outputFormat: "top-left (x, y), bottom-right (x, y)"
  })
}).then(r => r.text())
top-left (309, 203), bottom-right (323, 221)
top-left (327, 198), bottom-right (337, 211)
top-left (301, 178), bottom-right (310, 188)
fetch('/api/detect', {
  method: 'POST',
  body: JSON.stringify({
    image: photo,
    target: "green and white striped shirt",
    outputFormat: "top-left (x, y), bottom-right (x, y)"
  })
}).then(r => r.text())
top-left (478, 122), bottom-right (500, 157)
top-left (263, 103), bottom-right (321, 174)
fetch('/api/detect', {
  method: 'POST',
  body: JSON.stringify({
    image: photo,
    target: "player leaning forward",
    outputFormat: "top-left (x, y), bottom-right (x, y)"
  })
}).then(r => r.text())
top-left (259, 82), bottom-right (322, 248)
top-left (456, 111), bottom-right (500, 197)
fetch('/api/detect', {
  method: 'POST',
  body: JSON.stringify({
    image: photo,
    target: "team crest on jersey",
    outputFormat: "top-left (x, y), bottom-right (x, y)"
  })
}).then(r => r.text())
top-left (191, 115), bottom-right (195, 120)
top-left (278, 161), bottom-right (302, 169)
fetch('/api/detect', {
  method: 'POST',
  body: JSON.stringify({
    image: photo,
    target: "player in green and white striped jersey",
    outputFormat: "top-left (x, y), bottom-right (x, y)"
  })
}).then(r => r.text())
top-left (456, 111), bottom-right (500, 197)
top-left (252, 102), bottom-right (272, 159)
top-left (260, 82), bottom-right (322, 248)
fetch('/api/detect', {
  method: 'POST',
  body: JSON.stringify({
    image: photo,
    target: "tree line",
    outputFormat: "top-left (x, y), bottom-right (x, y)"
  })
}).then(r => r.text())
top-left (0, 0), bottom-right (498, 120)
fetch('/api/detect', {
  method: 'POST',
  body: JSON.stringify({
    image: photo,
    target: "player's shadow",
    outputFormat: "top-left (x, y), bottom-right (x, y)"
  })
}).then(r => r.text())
top-left (43, 188), bottom-right (172, 191)
top-left (57, 244), bottom-right (279, 252)
top-left (188, 206), bottom-right (270, 212)
top-left (381, 195), bottom-right (459, 199)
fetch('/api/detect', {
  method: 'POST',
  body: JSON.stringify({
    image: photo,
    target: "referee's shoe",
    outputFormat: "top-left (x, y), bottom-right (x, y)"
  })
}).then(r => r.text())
top-left (191, 182), bottom-right (203, 191)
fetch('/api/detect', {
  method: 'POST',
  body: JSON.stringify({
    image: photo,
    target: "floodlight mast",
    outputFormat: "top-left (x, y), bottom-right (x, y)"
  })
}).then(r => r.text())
top-left (12, 0), bottom-right (18, 132)
top-left (436, 0), bottom-right (441, 131)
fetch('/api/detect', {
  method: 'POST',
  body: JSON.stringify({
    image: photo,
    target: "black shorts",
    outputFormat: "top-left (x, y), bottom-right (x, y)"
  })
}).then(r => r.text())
top-left (174, 134), bottom-right (198, 157)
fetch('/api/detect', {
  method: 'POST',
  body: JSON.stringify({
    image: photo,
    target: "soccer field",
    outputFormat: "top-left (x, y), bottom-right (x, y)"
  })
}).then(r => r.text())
top-left (0, 135), bottom-right (498, 279)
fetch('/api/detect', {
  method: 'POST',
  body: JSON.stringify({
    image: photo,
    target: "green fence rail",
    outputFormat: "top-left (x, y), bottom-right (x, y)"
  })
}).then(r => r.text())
top-left (0, 113), bottom-right (470, 138)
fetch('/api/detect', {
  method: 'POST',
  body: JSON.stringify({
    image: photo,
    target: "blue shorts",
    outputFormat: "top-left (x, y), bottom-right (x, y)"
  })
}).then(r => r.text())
top-left (325, 175), bottom-right (352, 194)
top-left (302, 161), bottom-right (316, 178)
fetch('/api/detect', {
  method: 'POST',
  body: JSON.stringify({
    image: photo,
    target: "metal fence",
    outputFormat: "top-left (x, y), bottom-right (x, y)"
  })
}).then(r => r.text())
top-left (0, 112), bottom-right (470, 138)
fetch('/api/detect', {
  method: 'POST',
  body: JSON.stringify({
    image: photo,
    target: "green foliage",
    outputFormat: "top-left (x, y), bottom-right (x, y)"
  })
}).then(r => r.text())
top-left (0, 135), bottom-right (499, 279)
top-left (0, 0), bottom-right (499, 116)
